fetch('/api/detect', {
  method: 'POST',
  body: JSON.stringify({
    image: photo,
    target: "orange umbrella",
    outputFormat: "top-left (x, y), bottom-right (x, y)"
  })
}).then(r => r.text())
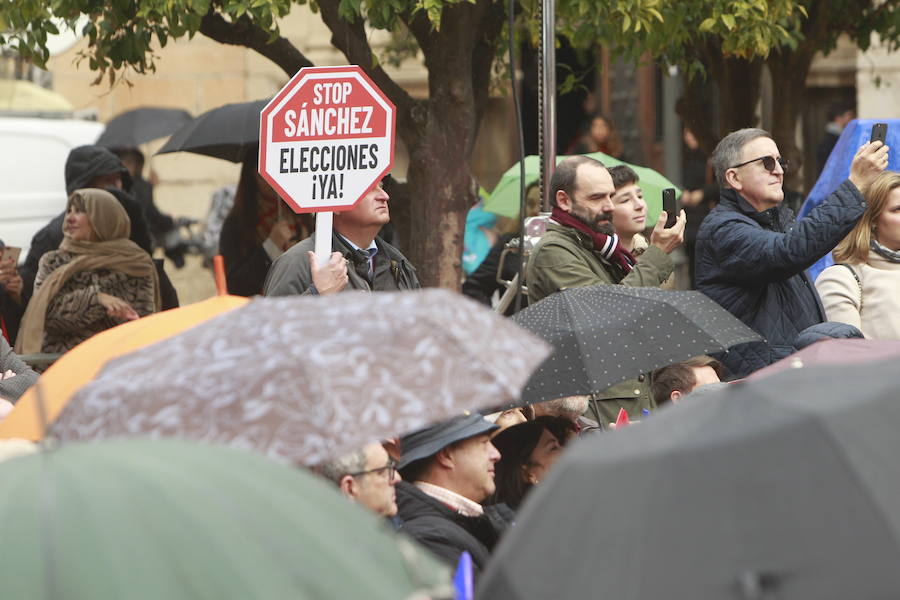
top-left (0, 257), bottom-right (247, 441)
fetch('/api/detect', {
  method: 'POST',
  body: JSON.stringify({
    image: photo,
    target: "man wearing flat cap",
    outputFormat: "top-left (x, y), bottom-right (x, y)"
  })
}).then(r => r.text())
top-left (395, 413), bottom-right (505, 576)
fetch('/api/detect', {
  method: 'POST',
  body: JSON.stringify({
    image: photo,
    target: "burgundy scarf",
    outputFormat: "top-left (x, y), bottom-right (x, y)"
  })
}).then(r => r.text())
top-left (551, 206), bottom-right (636, 273)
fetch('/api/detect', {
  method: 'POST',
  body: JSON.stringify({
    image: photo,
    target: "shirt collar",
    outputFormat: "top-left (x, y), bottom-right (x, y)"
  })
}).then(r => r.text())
top-left (337, 233), bottom-right (378, 256)
top-left (414, 481), bottom-right (484, 517)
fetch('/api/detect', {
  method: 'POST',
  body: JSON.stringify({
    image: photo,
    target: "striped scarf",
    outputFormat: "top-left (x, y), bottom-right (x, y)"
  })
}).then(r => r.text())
top-left (550, 206), bottom-right (636, 273)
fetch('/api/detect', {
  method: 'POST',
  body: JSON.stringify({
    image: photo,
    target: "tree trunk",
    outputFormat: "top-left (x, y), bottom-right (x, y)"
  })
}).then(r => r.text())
top-left (676, 44), bottom-right (763, 155)
top-left (676, 76), bottom-right (718, 156)
top-left (199, 1), bottom-right (503, 288)
top-left (767, 49), bottom-right (816, 192)
top-left (706, 50), bottom-right (763, 136)
top-left (766, 0), bottom-right (830, 194)
top-left (399, 0), bottom-right (504, 288)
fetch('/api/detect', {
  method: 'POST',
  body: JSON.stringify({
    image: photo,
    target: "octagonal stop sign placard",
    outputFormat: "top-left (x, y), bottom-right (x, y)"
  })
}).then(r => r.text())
top-left (259, 65), bottom-right (395, 213)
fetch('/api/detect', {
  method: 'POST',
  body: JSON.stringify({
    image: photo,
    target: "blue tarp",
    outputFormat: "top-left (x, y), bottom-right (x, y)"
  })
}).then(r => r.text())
top-left (800, 119), bottom-right (900, 281)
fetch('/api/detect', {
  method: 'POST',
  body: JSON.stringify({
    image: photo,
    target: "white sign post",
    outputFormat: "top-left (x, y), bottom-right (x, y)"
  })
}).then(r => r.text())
top-left (259, 66), bottom-right (396, 264)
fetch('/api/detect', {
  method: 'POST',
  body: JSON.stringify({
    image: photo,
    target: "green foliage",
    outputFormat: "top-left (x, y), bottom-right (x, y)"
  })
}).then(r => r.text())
top-left (2, 0), bottom-right (897, 92)
top-left (0, 0), bottom-right (293, 80)
top-left (798, 0), bottom-right (900, 56)
top-left (377, 22), bottom-right (420, 68)
top-left (550, 0), bottom-right (806, 78)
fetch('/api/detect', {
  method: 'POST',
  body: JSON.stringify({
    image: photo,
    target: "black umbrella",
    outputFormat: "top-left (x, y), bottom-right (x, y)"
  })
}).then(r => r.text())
top-left (96, 107), bottom-right (193, 148)
top-left (156, 99), bottom-right (269, 163)
top-left (512, 285), bottom-right (761, 404)
top-left (478, 359), bottom-right (900, 599)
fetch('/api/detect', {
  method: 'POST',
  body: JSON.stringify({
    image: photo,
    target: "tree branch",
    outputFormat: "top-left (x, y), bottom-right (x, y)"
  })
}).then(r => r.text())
top-left (315, 0), bottom-right (418, 129)
top-left (199, 11), bottom-right (313, 76)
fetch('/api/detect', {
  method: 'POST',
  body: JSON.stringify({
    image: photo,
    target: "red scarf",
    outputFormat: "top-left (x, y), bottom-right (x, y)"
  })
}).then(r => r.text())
top-left (550, 206), bottom-right (636, 273)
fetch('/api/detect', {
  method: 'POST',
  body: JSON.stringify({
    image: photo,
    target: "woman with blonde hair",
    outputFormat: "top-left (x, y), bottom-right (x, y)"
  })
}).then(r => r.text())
top-left (816, 171), bottom-right (900, 339)
top-left (15, 189), bottom-right (159, 357)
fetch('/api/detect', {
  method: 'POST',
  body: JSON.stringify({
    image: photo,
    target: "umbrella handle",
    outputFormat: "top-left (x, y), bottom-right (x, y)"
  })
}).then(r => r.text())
top-left (213, 255), bottom-right (227, 296)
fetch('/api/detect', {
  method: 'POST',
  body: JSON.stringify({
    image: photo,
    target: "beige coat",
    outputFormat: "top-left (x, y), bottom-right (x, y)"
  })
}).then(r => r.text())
top-left (815, 250), bottom-right (900, 340)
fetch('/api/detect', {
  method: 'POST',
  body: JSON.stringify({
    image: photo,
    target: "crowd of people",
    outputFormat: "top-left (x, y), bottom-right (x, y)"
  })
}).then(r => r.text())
top-left (0, 120), bottom-right (894, 584)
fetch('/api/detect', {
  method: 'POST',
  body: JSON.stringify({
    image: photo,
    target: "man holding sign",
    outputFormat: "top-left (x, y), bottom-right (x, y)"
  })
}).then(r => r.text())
top-left (263, 181), bottom-right (419, 295)
top-left (258, 66), bottom-right (419, 296)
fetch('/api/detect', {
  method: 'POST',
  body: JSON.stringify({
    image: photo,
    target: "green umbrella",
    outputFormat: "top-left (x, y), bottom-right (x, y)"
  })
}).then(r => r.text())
top-left (483, 152), bottom-right (680, 224)
top-left (0, 440), bottom-right (451, 600)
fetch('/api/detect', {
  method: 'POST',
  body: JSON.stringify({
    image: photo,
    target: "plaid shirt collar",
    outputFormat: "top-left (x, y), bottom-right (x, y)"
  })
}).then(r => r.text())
top-left (414, 481), bottom-right (484, 517)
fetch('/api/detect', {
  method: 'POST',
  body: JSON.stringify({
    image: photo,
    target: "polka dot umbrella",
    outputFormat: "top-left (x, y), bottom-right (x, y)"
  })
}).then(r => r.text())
top-left (511, 285), bottom-right (762, 405)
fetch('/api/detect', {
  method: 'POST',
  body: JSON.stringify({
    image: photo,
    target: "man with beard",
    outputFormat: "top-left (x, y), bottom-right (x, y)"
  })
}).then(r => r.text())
top-left (527, 156), bottom-right (685, 423)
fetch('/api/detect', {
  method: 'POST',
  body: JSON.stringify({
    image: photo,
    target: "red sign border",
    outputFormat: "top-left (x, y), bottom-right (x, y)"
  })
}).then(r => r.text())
top-left (258, 65), bottom-right (396, 214)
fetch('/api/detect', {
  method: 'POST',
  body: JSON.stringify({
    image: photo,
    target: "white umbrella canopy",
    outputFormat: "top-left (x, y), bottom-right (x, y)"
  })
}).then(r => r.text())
top-left (51, 289), bottom-right (551, 465)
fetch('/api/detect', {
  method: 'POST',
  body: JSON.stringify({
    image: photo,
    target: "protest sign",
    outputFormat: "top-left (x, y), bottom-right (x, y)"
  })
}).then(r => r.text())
top-left (259, 66), bottom-right (396, 260)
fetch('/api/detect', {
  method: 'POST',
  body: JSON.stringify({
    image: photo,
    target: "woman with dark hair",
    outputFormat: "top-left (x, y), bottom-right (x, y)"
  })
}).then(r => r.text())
top-left (15, 189), bottom-right (159, 358)
top-left (570, 113), bottom-right (625, 159)
top-left (219, 155), bottom-right (312, 296)
top-left (816, 171), bottom-right (900, 339)
top-left (488, 416), bottom-right (576, 510)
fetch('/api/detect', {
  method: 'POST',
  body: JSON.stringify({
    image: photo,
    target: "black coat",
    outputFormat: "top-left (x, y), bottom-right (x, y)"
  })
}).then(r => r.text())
top-left (695, 182), bottom-right (866, 377)
top-left (395, 481), bottom-right (507, 577)
top-left (218, 212), bottom-right (274, 297)
top-left (461, 234), bottom-right (525, 315)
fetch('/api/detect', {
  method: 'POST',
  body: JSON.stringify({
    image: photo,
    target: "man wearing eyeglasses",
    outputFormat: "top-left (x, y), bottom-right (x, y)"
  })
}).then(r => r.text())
top-left (317, 442), bottom-right (401, 518)
top-left (695, 128), bottom-right (888, 377)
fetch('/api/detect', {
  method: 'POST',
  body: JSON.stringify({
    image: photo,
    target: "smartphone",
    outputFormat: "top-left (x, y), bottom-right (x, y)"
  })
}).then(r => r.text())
top-left (0, 246), bottom-right (21, 268)
top-left (871, 122), bottom-right (888, 145)
top-left (662, 188), bottom-right (679, 228)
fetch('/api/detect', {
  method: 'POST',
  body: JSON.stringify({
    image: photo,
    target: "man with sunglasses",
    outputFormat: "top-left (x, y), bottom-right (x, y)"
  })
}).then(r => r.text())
top-left (695, 128), bottom-right (888, 377)
top-left (317, 442), bottom-right (401, 518)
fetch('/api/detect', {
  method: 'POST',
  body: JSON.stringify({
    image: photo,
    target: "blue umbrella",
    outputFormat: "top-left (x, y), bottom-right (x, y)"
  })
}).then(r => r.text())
top-left (799, 119), bottom-right (900, 281)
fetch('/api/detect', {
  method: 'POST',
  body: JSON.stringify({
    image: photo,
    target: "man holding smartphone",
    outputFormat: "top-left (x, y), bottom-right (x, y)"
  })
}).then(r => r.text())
top-left (527, 156), bottom-right (686, 424)
top-left (695, 128), bottom-right (888, 378)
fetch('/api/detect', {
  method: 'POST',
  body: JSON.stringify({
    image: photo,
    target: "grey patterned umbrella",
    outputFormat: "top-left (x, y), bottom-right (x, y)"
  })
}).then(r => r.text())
top-left (50, 290), bottom-right (550, 466)
top-left (155, 99), bottom-right (268, 162)
top-left (512, 285), bottom-right (761, 404)
top-left (478, 359), bottom-right (900, 599)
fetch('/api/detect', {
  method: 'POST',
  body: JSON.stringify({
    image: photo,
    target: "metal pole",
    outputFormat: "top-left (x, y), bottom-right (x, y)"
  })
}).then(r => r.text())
top-left (540, 0), bottom-right (556, 213)
top-left (662, 67), bottom-right (684, 187)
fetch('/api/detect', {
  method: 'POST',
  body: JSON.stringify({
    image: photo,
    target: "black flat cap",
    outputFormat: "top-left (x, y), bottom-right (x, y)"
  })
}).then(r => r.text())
top-left (398, 413), bottom-right (499, 469)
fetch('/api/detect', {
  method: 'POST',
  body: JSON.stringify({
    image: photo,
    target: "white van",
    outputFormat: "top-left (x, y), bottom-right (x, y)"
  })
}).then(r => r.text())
top-left (0, 117), bottom-right (104, 259)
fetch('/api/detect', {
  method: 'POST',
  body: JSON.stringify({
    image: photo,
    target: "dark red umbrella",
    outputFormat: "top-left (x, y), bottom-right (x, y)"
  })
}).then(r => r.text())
top-left (746, 338), bottom-right (900, 381)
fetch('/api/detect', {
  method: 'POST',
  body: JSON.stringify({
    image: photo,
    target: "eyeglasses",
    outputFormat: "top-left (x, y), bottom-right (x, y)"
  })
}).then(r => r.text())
top-left (347, 458), bottom-right (397, 479)
top-left (729, 155), bottom-right (789, 173)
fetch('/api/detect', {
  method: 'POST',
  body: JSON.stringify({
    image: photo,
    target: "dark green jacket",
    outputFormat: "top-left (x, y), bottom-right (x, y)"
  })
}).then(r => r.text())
top-left (526, 223), bottom-right (673, 424)
top-left (263, 231), bottom-right (419, 296)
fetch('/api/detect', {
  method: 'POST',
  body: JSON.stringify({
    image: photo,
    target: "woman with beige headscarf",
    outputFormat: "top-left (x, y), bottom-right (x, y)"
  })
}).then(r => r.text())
top-left (15, 189), bottom-right (159, 358)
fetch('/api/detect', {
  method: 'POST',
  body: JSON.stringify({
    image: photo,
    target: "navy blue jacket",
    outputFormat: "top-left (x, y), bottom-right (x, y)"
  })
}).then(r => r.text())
top-left (695, 181), bottom-right (866, 376)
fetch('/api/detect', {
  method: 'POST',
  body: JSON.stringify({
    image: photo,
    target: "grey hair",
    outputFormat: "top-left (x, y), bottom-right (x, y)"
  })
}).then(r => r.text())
top-left (711, 128), bottom-right (772, 188)
top-left (316, 448), bottom-right (368, 485)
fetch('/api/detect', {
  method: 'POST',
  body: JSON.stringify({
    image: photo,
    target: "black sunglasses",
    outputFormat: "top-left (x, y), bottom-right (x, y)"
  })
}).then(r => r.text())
top-left (729, 155), bottom-right (789, 173)
top-left (347, 458), bottom-right (397, 479)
